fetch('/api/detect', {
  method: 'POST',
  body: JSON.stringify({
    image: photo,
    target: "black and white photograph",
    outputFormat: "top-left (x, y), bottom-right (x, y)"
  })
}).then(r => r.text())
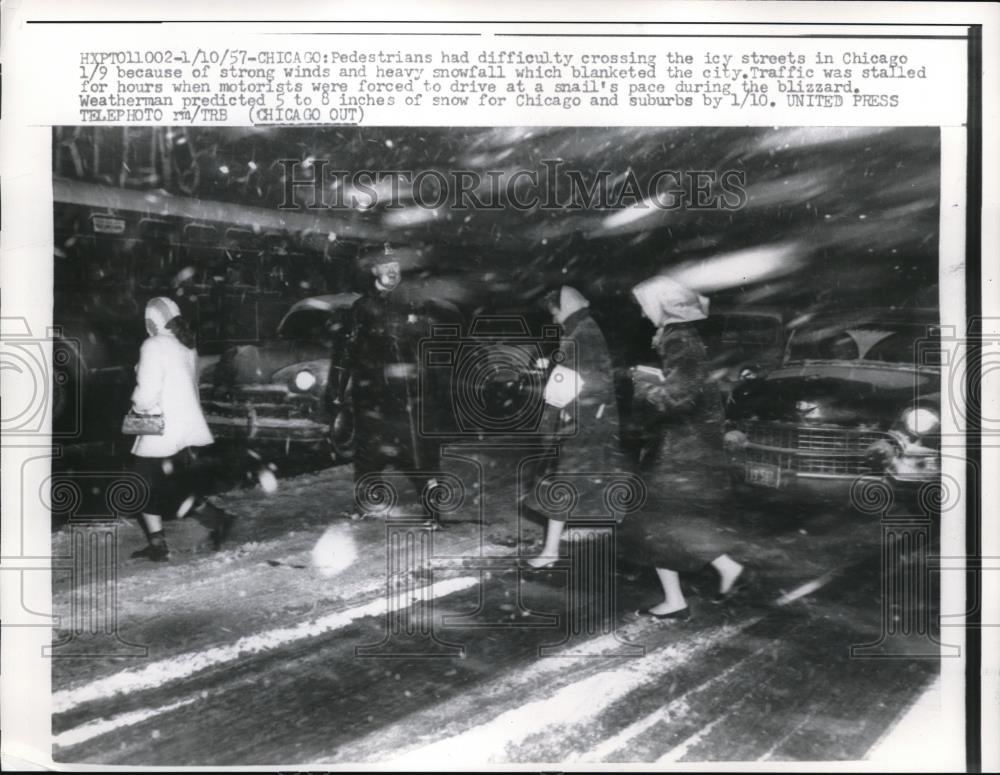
top-left (43, 123), bottom-right (961, 766)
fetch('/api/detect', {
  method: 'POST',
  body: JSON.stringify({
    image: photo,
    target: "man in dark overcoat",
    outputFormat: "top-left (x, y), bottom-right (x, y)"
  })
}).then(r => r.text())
top-left (344, 246), bottom-right (445, 522)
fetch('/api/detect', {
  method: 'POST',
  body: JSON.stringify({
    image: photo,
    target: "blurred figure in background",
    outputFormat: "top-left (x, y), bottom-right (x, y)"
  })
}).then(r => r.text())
top-left (525, 285), bottom-right (625, 568)
top-left (624, 276), bottom-right (746, 619)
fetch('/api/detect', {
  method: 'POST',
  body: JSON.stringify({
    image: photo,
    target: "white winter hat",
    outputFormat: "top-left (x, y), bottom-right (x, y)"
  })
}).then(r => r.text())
top-left (144, 296), bottom-right (181, 336)
top-left (631, 275), bottom-right (709, 327)
top-left (559, 286), bottom-right (590, 317)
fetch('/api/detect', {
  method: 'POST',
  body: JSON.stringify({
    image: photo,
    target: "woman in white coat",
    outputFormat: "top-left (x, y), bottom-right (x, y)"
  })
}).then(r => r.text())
top-left (129, 297), bottom-right (218, 561)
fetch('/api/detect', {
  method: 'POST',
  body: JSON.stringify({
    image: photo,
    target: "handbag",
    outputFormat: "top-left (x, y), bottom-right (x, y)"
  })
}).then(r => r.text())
top-left (121, 410), bottom-right (165, 436)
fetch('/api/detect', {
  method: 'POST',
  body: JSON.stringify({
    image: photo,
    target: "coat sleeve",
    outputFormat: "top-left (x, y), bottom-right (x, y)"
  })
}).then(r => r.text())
top-left (575, 320), bottom-right (615, 407)
top-left (131, 338), bottom-right (165, 413)
top-left (336, 299), bottom-right (364, 397)
top-left (641, 329), bottom-right (705, 416)
top-left (549, 322), bottom-right (613, 437)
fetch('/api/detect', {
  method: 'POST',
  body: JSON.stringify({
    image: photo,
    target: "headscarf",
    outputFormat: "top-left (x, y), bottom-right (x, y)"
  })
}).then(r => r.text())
top-left (144, 296), bottom-right (181, 336)
top-left (631, 275), bottom-right (709, 328)
top-left (557, 285), bottom-right (590, 323)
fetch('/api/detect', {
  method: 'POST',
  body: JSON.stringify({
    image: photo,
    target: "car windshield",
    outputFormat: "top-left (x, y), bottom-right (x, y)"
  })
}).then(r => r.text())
top-left (278, 309), bottom-right (350, 346)
top-left (785, 319), bottom-right (940, 365)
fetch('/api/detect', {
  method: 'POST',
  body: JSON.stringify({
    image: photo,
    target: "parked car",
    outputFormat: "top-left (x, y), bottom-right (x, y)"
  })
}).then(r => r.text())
top-left (199, 293), bottom-right (360, 459)
top-left (696, 306), bottom-right (787, 399)
top-left (723, 308), bottom-right (941, 507)
top-left (51, 314), bottom-right (142, 447)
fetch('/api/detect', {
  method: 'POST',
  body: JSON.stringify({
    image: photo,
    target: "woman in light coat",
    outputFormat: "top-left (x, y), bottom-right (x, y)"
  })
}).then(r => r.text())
top-left (129, 297), bottom-right (217, 560)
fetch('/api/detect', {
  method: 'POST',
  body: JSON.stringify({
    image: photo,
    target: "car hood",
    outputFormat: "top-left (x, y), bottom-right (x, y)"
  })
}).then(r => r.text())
top-left (706, 347), bottom-right (783, 381)
top-left (727, 360), bottom-right (939, 428)
top-left (206, 340), bottom-right (330, 386)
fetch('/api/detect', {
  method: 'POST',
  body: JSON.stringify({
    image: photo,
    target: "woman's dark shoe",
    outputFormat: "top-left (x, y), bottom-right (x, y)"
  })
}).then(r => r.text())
top-left (637, 605), bottom-right (691, 621)
top-left (211, 511), bottom-right (239, 550)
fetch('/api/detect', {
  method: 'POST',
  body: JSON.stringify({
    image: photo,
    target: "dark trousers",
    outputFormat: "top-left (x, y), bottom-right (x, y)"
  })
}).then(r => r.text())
top-left (352, 427), bottom-right (443, 517)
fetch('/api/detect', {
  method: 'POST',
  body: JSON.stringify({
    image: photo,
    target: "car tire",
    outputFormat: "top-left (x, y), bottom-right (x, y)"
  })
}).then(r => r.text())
top-left (52, 340), bottom-right (80, 438)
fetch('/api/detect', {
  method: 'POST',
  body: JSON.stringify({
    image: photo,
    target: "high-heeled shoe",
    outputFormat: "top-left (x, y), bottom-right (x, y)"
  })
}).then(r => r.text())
top-left (637, 606), bottom-right (691, 621)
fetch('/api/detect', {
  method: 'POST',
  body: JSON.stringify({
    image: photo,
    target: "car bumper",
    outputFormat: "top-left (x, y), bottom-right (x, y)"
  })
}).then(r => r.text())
top-left (204, 411), bottom-right (329, 443)
top-left (729, 465), bottom-right (931, 499)
top-left (724, 425), bottom-right (938, 505)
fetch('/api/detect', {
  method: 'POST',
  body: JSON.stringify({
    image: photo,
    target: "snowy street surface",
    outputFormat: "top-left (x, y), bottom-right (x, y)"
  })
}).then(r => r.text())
top-left (50, 449), bottom-right (942, 766)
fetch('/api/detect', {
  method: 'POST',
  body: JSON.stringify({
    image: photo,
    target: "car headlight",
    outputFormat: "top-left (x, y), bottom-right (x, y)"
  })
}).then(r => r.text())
top-left (293, 370), bottom-right (317, 391)
top-left (723, 429), bottom-right (748, 452)
top-left (903, 407), bottom-right (939, 435)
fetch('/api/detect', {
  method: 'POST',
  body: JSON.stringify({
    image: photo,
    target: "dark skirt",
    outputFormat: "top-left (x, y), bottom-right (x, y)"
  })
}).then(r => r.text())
top-left (130, 447), bottom-right (208, 519)
top-left (620, 466), bottom-right (735, 570)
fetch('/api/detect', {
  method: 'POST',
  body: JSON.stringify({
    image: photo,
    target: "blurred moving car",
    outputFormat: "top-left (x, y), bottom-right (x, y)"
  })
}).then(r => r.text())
top-left (696, 306), bottom-right (786, 398)
top-left (723, 308), bottom-right (941, 507)
top-left (199, 293), bottom-right (359, 460)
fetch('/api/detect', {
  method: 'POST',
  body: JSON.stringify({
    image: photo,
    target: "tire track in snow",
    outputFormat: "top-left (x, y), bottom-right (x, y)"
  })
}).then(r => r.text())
top-left (577, 637), bottom-right (779, 762)
top-left (376, 616), bottom-right (763, 766)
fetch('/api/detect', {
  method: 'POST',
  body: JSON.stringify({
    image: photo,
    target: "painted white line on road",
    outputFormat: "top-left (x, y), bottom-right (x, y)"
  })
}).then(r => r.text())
top-left (53, 696), bottom-right (199, 749)
top-left (775, 571), bottom-right (837, 606)
top-left (387, 616), bottom-right (763, 766)
top-left (52, 575), bottom-right (479, 716)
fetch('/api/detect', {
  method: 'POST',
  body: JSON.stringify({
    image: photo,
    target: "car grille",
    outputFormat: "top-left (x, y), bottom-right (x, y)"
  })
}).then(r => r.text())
top-left (200, 386), bottom-right (318, 420)
top-left (737, 421), bottom-right (887, 477)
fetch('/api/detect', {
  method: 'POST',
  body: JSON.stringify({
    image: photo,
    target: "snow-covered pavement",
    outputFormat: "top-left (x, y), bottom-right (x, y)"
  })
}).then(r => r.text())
top-left (49, 459), bottom-right (944, 766)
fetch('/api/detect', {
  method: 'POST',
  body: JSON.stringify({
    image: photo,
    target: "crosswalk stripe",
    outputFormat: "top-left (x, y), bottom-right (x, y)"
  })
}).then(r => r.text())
top-left (53, 697), bottom-right (199, 749)
top-left (52, 575), bottom-right (479, 715)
